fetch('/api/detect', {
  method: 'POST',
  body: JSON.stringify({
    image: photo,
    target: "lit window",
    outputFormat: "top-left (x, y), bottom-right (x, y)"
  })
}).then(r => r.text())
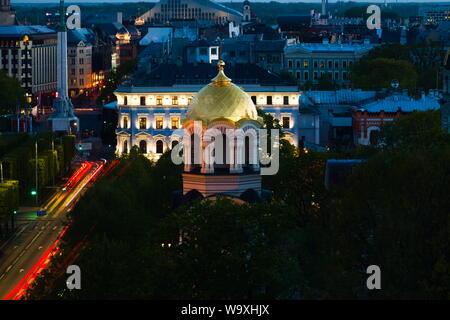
top-left (171, 117), bottom-right (179, 129)
top-left (172, 96), bottom-right (178, 105)
top-left (156, 117), bottom-right (164, 129)
top-left (139, 117), bottom-right (147, 130)
top-left (156, 96), bottom-right (163, 105)
top-left (304, 60), bottom-right (309, 68)
top-left (123, 116), bottom-right (129, 129)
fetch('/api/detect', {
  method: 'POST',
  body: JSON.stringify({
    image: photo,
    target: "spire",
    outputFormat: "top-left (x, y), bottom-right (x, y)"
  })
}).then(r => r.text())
top-left (59, 0), bottom-right (66, 31)
top-left (211, 60), bottom-right (232, 87)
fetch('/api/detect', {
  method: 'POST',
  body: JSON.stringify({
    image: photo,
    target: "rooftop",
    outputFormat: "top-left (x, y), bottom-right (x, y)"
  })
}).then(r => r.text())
top-left (285, 42), bottom-right (377, 54)
top-left (0, 25), bottom-right (55, 37)
top-left (125, 62), bottom-right (296, 88)
top-left (360, 94), bottom-right (441, 113)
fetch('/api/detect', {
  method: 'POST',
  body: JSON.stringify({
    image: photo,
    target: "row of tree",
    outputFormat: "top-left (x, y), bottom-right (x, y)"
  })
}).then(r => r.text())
top-left (25, 111), bottom-right (450, 299)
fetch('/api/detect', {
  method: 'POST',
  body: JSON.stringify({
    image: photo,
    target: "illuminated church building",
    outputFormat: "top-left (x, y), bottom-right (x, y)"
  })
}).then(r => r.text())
top-left (181, 61), bottom-right (265, 200)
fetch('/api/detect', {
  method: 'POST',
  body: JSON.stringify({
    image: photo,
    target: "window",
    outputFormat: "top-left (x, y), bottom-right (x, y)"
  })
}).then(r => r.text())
top-left (71, 69), bottom-right (75, 76)
top-left (156, 140), bottom-right (164, 154)
top-left (304, 71), bottom-right (309, 80)
top-left (211, 48), bottom-right (217, 55)
top-left (335, 72), bottom-right (339, 80)
top-left (140, 96), bottom-right (146, 106)
top-left (313, 61), bottom-right (318, 68)
top-left (304, 60), bottom-right (309, 68)
top-left (80, 79), bottom-right (84, 86)
top-left (188, 97), bottom-right (193, 104)
top-left (79, 68), bottom-right (84, 75)
top-left (171, 140), bottom-right (179, 149)
top-left (267, 96), bottom-right (272, 105)
top-left (296, 71), bottom-right (300, 80)
top-left (343, 72), bottom-right (348, 80)
top-left (123, 140), bottom-right (128, 154)
top-left (172, 96), bottom-right (178, 105)
top-left (343, 61), bottom-right (347, 68)
top-left (123, 116), bottom-right (129, 128)
top-left (251, 96), bottom-right (257, 104)
top-left (282, 117), bottom-right (290, 129)
top-left (139, 117), bottom-right (147, 130)
top-left (156, 96), bottom-right (162, 105)
top-left (296, 60), bottom-right (301, 68)
top-left (139, 140), bottom-right (147, 154)
top-left (79, 58), bottom-right (84, 64)
top-left (283, 96), bottom-right (289, 105)
top-left (288, 60), bottom-right (293, 68)
top-left (335, 61), bottom-right (339, 69)
top-left (320, 61), bottom-right (325, 68)
top-left (124, 96), bottom-right (128, 106)
top-left (328, 61), bottom-right (333, 69)
top-left (313, 72), bottom-right (318, 80)
top-left (156, 117), bottom-right (164, 129)
top-left (171, 117), bottom-right (179, 129)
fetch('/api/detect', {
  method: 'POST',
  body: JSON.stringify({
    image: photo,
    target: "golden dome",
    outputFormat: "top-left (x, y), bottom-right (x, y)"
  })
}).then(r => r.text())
top-left (185, 61), bottom-right (258, 124)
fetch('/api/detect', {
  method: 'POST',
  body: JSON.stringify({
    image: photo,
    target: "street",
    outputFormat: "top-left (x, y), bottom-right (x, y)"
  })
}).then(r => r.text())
top-left (0, 161), bottom-right (104, 300)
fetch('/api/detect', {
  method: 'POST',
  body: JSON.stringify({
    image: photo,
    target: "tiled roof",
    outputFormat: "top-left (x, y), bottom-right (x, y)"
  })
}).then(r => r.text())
top-left (306, 90), bottom-right (377, 105)
top-left (0, 25), bottom-right (55, 37)
top-left (361, 94), bottom-right (440, 113)
top-left (126, 62), bottom-right (296, 87)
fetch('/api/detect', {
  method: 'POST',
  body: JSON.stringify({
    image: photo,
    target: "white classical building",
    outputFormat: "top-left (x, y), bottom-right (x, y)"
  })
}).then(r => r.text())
top-left (114, 63), bottom-right (300, 160)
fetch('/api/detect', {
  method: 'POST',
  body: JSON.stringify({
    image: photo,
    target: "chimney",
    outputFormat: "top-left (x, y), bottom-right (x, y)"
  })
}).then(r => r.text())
top-left (117, 12), bottom-right (123, 24)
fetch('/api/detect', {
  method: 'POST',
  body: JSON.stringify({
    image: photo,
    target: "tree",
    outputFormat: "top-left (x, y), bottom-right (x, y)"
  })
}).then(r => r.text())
top-left (350, 58), bottom-right (418, 93)
top-left (318, 73), bottom-right (337, 91)
top-left (0, 70), bottom-right (26, 115)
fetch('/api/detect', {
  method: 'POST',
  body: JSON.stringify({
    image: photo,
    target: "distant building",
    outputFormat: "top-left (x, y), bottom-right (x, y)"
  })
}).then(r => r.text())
top-left (353, 91), bottom-right (441, 145)
top-left (88, 18), bottom-right (141, 70)
top-left (137, 0), bottom-right (243, 25)
top-left (419, 6), bottom-right (450, 24)
top-left (284, 42), bottom-right (377, 87)
top-left (185, 39), bottom-right (219, 64)
top-left (0, 0), bottom-right (16, 26)
top-left (277, 15), bottom-right (311, 40)
top-left (67, 28), bottom-right (95, 97)
top-left (114, 62), bottom-right (300, 160)
top-left (0, 26), bottom-right (57, 108)
top-left (222, 35), bottom-right (285, 73)
top-left (301, 89), bottom-right (377, 147)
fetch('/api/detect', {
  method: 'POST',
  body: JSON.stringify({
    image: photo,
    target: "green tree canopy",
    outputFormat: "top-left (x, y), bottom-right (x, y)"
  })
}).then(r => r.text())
top-left (350, 58), bottom-right (418, 93)
top-left (0, 70), bottom-right (26, 115)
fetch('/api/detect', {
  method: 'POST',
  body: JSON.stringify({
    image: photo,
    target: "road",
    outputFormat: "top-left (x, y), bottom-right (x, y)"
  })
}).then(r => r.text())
top-left (0, 161), bottom-right (104, 300)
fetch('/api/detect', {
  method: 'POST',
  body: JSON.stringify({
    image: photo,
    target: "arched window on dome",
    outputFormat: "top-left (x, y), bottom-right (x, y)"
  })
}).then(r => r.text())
top-left (139, 140), bottom-right (147, 154)
top-left (156, 140), bottom-right (164, 154)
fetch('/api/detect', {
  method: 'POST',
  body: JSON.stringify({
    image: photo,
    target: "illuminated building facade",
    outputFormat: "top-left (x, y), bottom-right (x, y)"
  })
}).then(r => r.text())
top-left (0, 26), bottom-right (57, 109)
top-left (114, 63), bottom-right (300, 161)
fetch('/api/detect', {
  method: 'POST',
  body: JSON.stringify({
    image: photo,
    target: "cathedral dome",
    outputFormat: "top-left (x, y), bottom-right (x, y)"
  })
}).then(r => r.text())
top-left (185, 61), bottom-right (259, 124)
